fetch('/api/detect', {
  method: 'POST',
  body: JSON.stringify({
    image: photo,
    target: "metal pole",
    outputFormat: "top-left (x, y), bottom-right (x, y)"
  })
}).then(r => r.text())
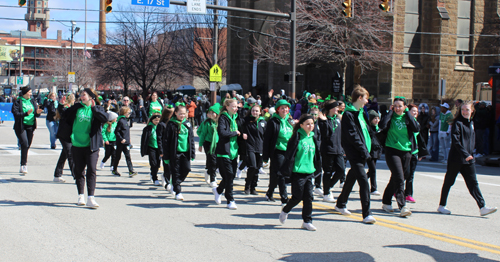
top-left (211, 0), bottom-right (219, 105)
top-left (170, 0), bottom-right (290, 18)
top-left (19, 31), bottom-right (22, 91)
top-left (290, 0), bottom-right (296, 99)
top-left (7, 61), bottom-right (11, 85)
top-left (70, 23), bottom-right (74, 73)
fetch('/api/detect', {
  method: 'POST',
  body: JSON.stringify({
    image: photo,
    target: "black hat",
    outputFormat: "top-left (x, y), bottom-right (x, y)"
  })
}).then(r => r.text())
top-left (368, 110), bottom-right (380, 122)
top-left (21, 86), bottom-right (31, 96)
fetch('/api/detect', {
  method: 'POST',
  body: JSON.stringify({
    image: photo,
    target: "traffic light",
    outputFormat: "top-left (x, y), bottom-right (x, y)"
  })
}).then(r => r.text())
top-left (18, 0), bottom-right (26, 6)
top-left (105, 0), bottom-right (112, 14)
top-left (379, 0), bottom-right (390, 12)
top-left (342, 0), bottom-right (352, 17)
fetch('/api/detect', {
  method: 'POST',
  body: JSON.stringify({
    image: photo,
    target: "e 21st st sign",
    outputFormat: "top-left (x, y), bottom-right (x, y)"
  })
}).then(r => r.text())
top-left (131, 0), bottom-right (169, 7)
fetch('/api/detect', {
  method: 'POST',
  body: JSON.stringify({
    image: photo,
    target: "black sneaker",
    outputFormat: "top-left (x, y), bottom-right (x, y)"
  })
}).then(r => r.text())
top-left (266, 194), bottom-right (276, 202)
top-left (112, 171), bottom-right (121, 176)
top-left (129, 171), bottom-right (138, 177)
top-left (244, 189), bottom-right (250, 195)
top-left (250, 189), bottom-right (259, 195)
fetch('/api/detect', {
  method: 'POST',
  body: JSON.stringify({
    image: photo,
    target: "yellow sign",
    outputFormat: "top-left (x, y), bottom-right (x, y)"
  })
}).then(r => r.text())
top-left (0, 45), bottom-right (24, 62)
top-left (210, 64), bottom-right (222, 82)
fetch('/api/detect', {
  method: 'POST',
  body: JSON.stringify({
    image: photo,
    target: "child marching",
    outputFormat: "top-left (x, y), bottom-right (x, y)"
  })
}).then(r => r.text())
top-left (241, 104), bottom-right (266, 195)
top-left (100, 111), bottom-right (118, 171)
top-left (157, 106), bottom-right (174, 191)
top-left (197, 104), bottom-right (221, 188)
top-left (112, 107), bottom-right (138, 177)
top-left (141, 113), bottom-right (162, 186)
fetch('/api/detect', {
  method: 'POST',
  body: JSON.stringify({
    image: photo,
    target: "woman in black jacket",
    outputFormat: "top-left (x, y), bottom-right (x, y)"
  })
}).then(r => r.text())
top-left (112, 106), bottom-right (137, 177)
top-left (43, 92), bottom-right (58, 149)
top-left (144, 91), bottom-right (164, 119)
top-left (241, 104), bottom-right (266, 195)
top-left (163, 105), bottom-right (195, 201)
top-left (366, 110), bottom-right (382, 195)
top-left (157, 106), bottom-right (174, 191)
top-left (53, 93), bottom-right (75, 182)
top-left (438, 101), bottom-right (497, 216)
top-left (12, 86), bottom-right (43, 174)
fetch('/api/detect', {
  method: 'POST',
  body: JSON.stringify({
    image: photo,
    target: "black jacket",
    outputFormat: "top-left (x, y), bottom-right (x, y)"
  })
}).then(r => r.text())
top-left (369, 125), bottom-right (383, 159)
top-left (115, 117), bottom-right (131, 145)
top-left (12, 97), bottom-right (40, 134)
top-left (157, 121), bottom-right (168, 156)
top-left (242, 116), bottom-right (266, 154)
top-left (341, 109), bottom-right (371, 162)
top-left (448, 115), bottom-right (475, 164)
top-left (215, 113), bottom-right (239, 157)
top-left (262, 115), bottom-right (293, 162)
top-left (60, 103), bottom-right (108, 151)
top-left (43, 99), bottom-right (57, 122)
top-left (140, 124), bottom-right (159, 157)
top-left (144, 99), bottom-right (164, 118)
top-left (377, 110), bottom-right (421, 154)
top-left (163, 119), bottom-right (195, 161)
top-left (279, 131), bottom-right (322, 178)
top-left (318, 116), bottom-right (343, 155)
top-left (56, 104), bottom-right (71, 142)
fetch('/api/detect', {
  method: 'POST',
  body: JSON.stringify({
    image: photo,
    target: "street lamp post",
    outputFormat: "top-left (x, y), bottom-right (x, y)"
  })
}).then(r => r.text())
top-left (70, 21), bottom-right (80, 73)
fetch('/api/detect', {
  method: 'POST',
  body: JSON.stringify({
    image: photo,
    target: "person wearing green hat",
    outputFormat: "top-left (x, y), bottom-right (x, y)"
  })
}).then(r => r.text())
top-left (262, 99), bottom-right (293, 204)
top-left (197, 103), bottom-right (221, 187)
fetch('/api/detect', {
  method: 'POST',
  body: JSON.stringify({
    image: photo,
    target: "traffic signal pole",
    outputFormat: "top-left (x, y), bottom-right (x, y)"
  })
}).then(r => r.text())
top-left (169, 0), bottom-right (297, 99)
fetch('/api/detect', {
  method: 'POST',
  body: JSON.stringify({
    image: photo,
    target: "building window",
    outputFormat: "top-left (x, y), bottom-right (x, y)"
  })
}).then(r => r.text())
top-left (38, 10), bottom-right (41, 13)
top-left (456, 0), bottom-right (473, 68)
top-left (403, 0), bottom-right (421, 67)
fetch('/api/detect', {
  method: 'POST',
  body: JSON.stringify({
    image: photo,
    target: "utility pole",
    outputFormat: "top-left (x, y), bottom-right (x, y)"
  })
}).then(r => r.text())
top-left (19, 31), bottom-right (23, 91)
top-left (70, 21), bottom-right (75, 73)
top-left (99, 0), bottom-right (106, 45)
top-left (289, 0), bottom-right (296, 99)
top-left (211, 0), bottom-right (219, 105)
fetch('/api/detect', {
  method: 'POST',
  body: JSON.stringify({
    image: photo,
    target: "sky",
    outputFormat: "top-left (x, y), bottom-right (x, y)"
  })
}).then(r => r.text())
top-left (0, 0), bottom-right (210, 45)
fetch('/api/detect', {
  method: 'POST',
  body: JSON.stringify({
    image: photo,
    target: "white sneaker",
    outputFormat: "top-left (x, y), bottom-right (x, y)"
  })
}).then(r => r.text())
top-left (243, 167), bottom-right (248, 172)
top-left (204, 171), bottom-right (210, 184)
top-left (227, 201), bottom-right (237, 210)
top-left (53, 177), bottom-right (66, 183)
top-left (437, 205), bottom-right (451, 215)
top-left (213, 187), bottom-right (221, 205)
top-left (279, 211), bottom-right (288, 224)
top-left (259, 167), bottom-right (266, 174)
top-left (323, 194), bottom-right (336, 203)
top-left (19, 166), bottom-right (23, 173)
top-left (110, 166), bottom-right (114, 171)
top-left (400, 206), bottom-right (412, 217)
top-left (314, 188), bottom-right (324, 196)
top-left (99, 162), bottom-right (105, 170)
top-left (335, 206), bottom-right (351, 215)
top-left (165, 184), bottom-right (172, 192)
top-left (20, 165), bottom-right (28, 174)
top-left (382, 204), bottom-right (394, 213)
top-left (169, 186), bottom-right (175, 197)
top-left (86, 196), bottom-right (99, 208)
top-left (363, 215), bottom-right (376, 224)
top-left (77, 194), bottom-right (86, 206)
top-left (210, 181), bottom-right (217, 188)
top-left (176, 193), bottom-right (184, 201)
top-left (371, 191), bottom-right (381, 196)
top-left (480, 206), bottom-right (498, 216)
top-left (339, 182), bottom-right (344, 188)
top-left (301, 222), bottom-right (317, 231)
top-left (154, 180), bottom-right (161, 186)
top-left (236, 169), bottom-right (242, 179)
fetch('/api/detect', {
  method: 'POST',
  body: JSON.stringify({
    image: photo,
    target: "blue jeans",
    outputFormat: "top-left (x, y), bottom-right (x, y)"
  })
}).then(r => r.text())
top-left (439, 133), bottom-right (451, 161)
top-left (46, 120), bottom-right (59, 148)
top-left (429, 132), bottom-right (439, 161)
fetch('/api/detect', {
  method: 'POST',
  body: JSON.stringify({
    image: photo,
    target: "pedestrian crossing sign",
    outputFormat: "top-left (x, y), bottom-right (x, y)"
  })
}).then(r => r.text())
top-left (210, 64), bottom-right (222, 82)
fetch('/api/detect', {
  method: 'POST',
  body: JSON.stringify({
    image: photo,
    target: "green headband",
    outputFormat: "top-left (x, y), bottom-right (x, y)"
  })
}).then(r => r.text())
top-left (394, 96), bottom-right (406, 100)
top-left (166, 104), bottom-right (173, 109)
top-left (175, 102), bottom-right (186, 107)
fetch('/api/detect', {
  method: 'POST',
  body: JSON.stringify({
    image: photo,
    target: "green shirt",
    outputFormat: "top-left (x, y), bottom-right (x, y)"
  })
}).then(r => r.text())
top-left (21, 97), bottom-right (35, 126)
top-left (71, 102), bottom-right (92, 147)
top-left (149, 100), bottom-right (162, 118)
top-left (440, 112), bottom-right (453, 132)
top-left (102, 122), bottom-right (117, 142)
top-left (273, 113), bottom-right (293, 151)
top-left (386, 113), bottom-right (411, 152)
top-left (217, 112), bottom-right (239, 160)
top-left (148, 122), bottom-right (158, 148)
top-left (170, 118), bottom-right (189, 152)
top-left (197, 119), bottom-right (216, 146)
top-left (293, 128), bottom-right (316, 174)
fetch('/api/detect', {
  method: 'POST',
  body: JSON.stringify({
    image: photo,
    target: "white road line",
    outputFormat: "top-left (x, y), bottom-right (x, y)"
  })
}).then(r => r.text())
top-left (417, 173), bottom-right (500, 187)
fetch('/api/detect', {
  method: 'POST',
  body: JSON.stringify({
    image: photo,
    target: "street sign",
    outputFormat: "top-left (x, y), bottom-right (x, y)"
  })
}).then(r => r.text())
top-left (210, 64), bottom-right (222, 82)
top-left (209, 82), bottom-right (216, 92)
top-left (332, 72), bottom-right (343, 94)
top-left (131, 0), bottom-right (169, 8)
top-left (187, 0), bottom-right (206, 14)
top-left (17, 77), bottom-right (22, 85)
top-left (68, 72), bottom-right (75, 83)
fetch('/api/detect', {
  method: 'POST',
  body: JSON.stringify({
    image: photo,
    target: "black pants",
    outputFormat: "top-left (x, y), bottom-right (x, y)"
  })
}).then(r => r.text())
top-left (170, 152), bottom-right (191, 194)
top-left (245, 151), bottom-right (262, 190)
top-left (283, 173), bottom-right (314, 223)
top-left (102, 141), bottom-right (116, 164)
top-left (238, 153), bottom-right (248, 171)
top-left (54, 139), bottom-right (74, 178)
top-left (267, 150), bottom-right (289, 204)
top-left (163, 160), bottom-right (171, 185)
top-left (322, 154), bottom-right (345, 195)
top-left (366, 158), bottom-right (378, 192)
top-left (314, 171), bottom-right (322, 189)
top-left (16, 125), bottom-right (35, 166)
top-left (203, 141), bottom-right (217, 182)
top-left (149, 147), bottom-right (161, 181)
top-left (382, 147), bottom-right (411, 209)
top-left (216, 157), bottom-right (238, 203)
top-left (72, 146), bottom-right (99, 196)
top-left (336, 159), bottom-right (371, 218)
top-left (113, 143), bottom-right (134, 173)
top-left (439, 162), bottom-right (485, 208)
top-left (405, 154), bottom-right (418, 197)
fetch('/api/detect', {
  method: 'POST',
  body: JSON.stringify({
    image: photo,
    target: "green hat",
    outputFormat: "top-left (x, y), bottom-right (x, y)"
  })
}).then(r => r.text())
top-left (208, 103), bottom-right (222, 115)
top-left (275, 99), bottom-right (291, 110)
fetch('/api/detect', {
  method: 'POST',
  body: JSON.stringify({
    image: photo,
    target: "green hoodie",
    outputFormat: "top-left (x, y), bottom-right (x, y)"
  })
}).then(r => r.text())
top-left (71, 102), bottom-right (92, 147)
top-left (170, 117), bottom-right (189, 152)
top-left (148, 122), bottom-right (158, 148)
top-left (217, 111), bottom-right (239, 160)
top-left (272, 113), bottom-right (293, 151)
top-left (149, 100), bottom-right (162, 118)
top-left (21, 97), bottom-right (35, 126)
top-left (386, 113), bottom-right (411, 152)
top-left (197, 118), bottom-right (217, 146)
top-left (293, 128), bottom-right (316, 174)
top-left (102, 121), bottom-right (117, 142)
top-left (345, 103), bottom-right (371, 153)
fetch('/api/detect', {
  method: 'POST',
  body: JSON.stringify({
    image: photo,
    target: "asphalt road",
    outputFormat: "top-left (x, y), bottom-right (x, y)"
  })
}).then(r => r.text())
top-left (1, 117), bottom-right (499, 261)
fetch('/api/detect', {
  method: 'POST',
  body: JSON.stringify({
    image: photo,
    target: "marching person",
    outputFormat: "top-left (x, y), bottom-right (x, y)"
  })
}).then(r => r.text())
top-left (278, 114), bottom-right (322, 231)
top-left (43, 92), bottom-right (59, 149)
top-left (241, 104), bottom-right (266, 195)
top-left (53, 93), bottom-right (75, 182)
top-left (112, 107), bottom-right (138, 177)
top-left (99, 111), bottom-right (118, 171)
top-left (12, 86), bottom-right (43, 174)
top-left (141, 113), bottom-right (162, 186)
top-left (157, 106), bottom-right (174, 190)
top-left (61, 88), bottom-right (108, 208)
top-left (197, 104), bottom-right (221, 188)
top-left (438, 101), bottom-right (497, 216)
top-left (366, 110), bottom-right (382, 195)
top-left (334, 86), bottom-right (376, 224)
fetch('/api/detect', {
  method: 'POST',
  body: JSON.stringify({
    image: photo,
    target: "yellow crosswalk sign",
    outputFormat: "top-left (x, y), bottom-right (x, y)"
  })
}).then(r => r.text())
top-left (210, 64), bottom-right (222, 82)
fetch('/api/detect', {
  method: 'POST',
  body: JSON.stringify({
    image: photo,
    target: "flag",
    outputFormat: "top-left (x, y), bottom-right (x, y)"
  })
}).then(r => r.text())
top-left (84, 50), bottom-right (91, 59)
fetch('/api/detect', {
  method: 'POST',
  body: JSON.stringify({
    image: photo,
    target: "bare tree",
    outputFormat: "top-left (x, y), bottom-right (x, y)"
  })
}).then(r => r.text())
top-left (45, 49), bottom-right (97, 90)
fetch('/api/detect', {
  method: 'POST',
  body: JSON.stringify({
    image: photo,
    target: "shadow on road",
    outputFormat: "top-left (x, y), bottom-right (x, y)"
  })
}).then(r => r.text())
top-left (385, 244), bottom-right (499, 262)
top-left (0, 199), bottom-right (80, 209)
top-left (278, 251), bottom-right (374, 262)
top-left (194, 223), bottom-right (280, 230)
